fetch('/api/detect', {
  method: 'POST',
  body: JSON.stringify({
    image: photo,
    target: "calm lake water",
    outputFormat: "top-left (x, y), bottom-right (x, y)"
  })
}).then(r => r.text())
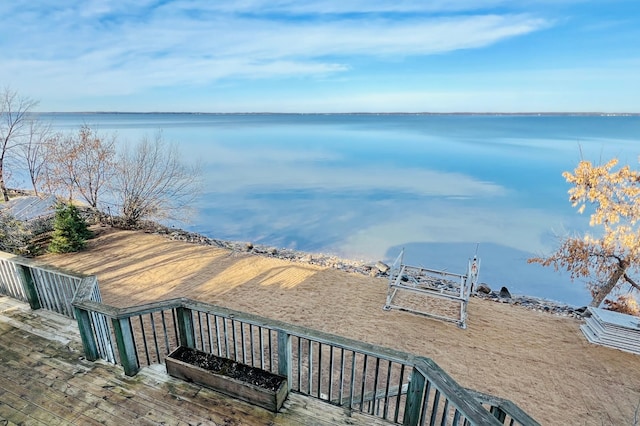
top-left (39, 113), bottom-right (640, 306)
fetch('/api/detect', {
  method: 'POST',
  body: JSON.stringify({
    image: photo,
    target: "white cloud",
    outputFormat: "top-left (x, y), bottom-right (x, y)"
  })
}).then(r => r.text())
top-left (0, 1), bottom-right (549, 99)
top-left (141, 0), bottom-right (579, 15)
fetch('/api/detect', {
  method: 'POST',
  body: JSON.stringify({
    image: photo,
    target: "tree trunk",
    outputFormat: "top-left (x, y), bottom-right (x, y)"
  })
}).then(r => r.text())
top-left (591, 264), bottom-right (627, 307)
top-left (0, 172), bottom-right (9, 202)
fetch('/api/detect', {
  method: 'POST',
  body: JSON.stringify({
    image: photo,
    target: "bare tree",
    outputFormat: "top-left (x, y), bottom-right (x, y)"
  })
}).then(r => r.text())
top-left (112, 133), bottom-right (201, 225)
top-left (20, 119), bottom-right (57, 196)
top-left (46, 125), bottom-right (116, 208)
top-left (43, 134), bottom-right (74, 200)
top-left (0, 88), bottom-right (39, 201)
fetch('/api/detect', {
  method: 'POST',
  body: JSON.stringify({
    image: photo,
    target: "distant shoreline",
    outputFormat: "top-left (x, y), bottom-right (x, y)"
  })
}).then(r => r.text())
top-left (38, 111), bottom-right (640, 117)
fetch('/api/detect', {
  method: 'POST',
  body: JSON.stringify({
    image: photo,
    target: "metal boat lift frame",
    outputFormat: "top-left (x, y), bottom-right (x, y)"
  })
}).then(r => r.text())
top-left (383, 249), bottom-right (480, 329)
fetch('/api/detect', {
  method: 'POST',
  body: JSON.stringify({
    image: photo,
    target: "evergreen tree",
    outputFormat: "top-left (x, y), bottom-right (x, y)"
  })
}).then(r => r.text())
top-left (48, 203), bottom-right (92, 253)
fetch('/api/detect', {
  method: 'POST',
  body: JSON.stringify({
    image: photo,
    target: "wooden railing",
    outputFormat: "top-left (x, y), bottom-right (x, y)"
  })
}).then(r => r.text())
top-left (0, 252), bottom-right (116, 363)
top-left (72, 275), bottom-right (117, 363)
top-left (0, 252), bottom-right (30, 303)
top-left (0, 252), bottom-right (84, 318)
top-left (465, 389), bottom-right (541, 426)
top-left (0, 251), bottom-right (539, 426)
top-left (72, 292), bottom-right (539, 425)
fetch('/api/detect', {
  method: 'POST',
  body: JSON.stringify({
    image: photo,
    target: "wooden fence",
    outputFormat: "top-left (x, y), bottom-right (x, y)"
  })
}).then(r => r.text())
top-left (0, 251), bottom-right (539, 426)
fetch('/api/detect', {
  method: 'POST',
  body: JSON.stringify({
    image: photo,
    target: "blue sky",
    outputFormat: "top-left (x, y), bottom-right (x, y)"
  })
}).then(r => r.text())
top-left (1, 1), bottom-right (638, 112)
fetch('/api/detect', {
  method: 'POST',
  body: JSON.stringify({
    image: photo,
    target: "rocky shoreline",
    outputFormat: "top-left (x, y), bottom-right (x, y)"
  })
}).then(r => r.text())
top-left (137, 222), bottom-right (588, 320)
top-left (0, 193), bottom-right (596, 320)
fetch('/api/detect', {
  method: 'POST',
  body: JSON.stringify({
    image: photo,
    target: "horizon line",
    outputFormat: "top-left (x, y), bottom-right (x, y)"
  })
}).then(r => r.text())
top-left (37, 111), bottom-right (640, 116)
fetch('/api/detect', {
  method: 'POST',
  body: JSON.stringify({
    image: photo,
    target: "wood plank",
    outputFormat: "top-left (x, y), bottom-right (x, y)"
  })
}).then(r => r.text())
top-left (0, 384), bottom-right (68, 426)
top-left (21, 360), bottom-right (159, 425)
top-left (0, 401), bottom-right (48, 426)
top-left (0, 360), bottom-right (159, 426)
top-left (281, 393), bottom-right (394, 425)
top-left (0, 330), bottom-right (170, 425)
top-left (0, 296), bottom-right (398, 426)
top-left (79, 365), bottom-right (240, 425)
top-left (0, 366), bottom-right (90, 425)
top-left (122, 368), bottom-right (273, 424)
top-left (65, 372), bottom-right (199, 425)
top-left (0, 339), bottom-right (88, 376)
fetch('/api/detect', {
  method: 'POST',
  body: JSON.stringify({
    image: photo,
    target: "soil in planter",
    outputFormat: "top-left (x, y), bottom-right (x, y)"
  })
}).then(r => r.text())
top-left (171, 346), bottom-right (285, 392)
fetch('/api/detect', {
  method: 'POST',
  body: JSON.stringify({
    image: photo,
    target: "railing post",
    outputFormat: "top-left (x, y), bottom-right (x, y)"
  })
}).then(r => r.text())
top-left (490, 406), bottom-right (507, 423)
top-left (403, 368), bottom-right (426, 426)
top-left (277, 330), bottom-right (292, 390)
top-left (112, 317), bottom-right (139, 376)
top-left (176, 306), bottom-right (195, 348)
top-left (74, 307), bottom-right (99, 361)
top-left (16, 265), bottom-right (41, 310)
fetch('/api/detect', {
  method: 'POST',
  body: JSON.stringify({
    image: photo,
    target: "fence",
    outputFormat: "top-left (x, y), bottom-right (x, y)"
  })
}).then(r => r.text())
top-left (0, 251), bottom-right (538, 426)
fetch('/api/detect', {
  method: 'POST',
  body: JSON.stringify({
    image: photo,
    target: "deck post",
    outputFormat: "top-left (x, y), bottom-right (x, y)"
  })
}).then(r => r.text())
top-left (403, 368), bottom-right (426, 426)
top-left (74, 307), bottom-right (99, 361)
top-left (16, 265), bottom-right (41, 310)
top-left (277, 330), bottom-right (292, 390)
top-left (176, 306), bottom-right (195, 348)
top-left (490, 406), bottom-right (507, 422)
top-left (112, 317), bottom-right (139, 376)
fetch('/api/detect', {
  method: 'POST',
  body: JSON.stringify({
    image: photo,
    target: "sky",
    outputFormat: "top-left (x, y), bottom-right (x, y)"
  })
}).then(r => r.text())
top-left (1, 0), bottom-right (639, 113)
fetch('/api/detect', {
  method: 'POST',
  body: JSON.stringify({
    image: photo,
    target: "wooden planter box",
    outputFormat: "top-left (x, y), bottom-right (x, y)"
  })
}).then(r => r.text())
top-left (166, 346), bottom-right (288, 412)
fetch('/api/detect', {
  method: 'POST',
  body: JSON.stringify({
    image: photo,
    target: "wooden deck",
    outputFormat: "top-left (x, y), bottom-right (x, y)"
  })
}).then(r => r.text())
top-left (0, 297), bottom-right (392, 426)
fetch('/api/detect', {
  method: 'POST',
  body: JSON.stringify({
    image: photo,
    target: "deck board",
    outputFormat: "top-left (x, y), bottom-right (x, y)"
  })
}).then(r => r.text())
top-left (0, 296), bottom-right (392, 425)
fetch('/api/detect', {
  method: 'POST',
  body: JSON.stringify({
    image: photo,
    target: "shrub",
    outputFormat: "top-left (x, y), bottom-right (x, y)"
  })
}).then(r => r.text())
top-left (0, 211), bottom-right (30, 253)
top-left (48, 203), bottom-right (93, 253)
top-left (0, 211), bottom-right (52, 256)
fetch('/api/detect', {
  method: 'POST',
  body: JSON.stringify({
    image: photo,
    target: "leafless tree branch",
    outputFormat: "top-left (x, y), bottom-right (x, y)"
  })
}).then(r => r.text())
top-left (111, 132), bottom-right (201, 225)
top-left (0, 87), bottom-right (39, 201)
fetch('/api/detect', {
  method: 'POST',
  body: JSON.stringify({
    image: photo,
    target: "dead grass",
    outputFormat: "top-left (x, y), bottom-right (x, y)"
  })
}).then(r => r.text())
top-left (40, 227), bottom-right (640, 425)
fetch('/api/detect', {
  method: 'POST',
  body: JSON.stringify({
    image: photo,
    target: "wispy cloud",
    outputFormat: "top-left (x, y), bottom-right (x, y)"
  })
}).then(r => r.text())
top-left (196, 142), bottom-right (507, 198)
top-left (0, 1), bottom-right (549, 99)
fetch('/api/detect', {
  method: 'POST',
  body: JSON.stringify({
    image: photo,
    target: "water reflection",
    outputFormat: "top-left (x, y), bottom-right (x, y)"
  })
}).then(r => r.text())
top-left (41, 113), bottom-right (640, 306)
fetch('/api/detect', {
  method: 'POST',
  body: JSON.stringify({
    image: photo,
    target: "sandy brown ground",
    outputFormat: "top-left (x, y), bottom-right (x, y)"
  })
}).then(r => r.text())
top-left (41, 228), bottom-right (640, 425)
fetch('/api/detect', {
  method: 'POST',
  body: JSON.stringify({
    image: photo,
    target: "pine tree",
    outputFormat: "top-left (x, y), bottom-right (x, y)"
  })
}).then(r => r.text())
top-left (48, 203), bottom-right (92, 253)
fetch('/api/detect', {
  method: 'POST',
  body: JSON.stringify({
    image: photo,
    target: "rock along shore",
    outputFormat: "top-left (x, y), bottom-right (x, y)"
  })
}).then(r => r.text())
top-left (132, 221), bottom-right (588, 320)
